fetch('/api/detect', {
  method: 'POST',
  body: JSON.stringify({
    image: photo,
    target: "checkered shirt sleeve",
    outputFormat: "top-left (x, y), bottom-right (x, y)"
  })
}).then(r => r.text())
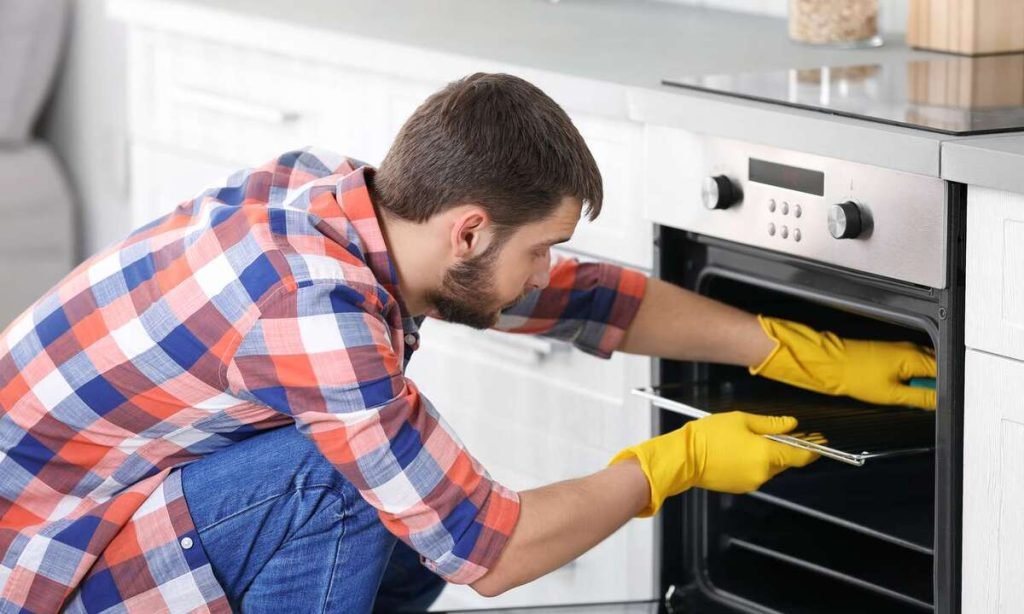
top-left (496, 256), bottom-right (647, 358)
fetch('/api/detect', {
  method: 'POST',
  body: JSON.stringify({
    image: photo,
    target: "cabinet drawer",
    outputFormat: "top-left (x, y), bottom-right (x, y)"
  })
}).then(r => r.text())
top-left (564, 114), bottom-right (652, 270)
top-left (408, 318), bottom-right (652, 453)
top-left (965, 186), bottom-right (1024, 360)
top-left (963, 349), bottom-right (1024, 612)
top-left (127, 30), bottom-right (397, 167)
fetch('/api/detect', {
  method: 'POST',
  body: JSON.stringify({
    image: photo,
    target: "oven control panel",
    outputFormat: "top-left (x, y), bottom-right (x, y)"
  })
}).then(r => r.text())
top-left (644, 127), bottom-right (948, 288)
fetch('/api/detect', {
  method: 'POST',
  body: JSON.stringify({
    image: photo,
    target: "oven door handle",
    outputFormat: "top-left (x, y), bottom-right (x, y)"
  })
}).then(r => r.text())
top-left (631, 386), bottom-right (866, 467)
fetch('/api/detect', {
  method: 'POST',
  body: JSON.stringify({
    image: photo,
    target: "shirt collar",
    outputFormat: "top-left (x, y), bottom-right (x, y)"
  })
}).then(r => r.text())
top-left (326, 164), bottom-right (420, 341)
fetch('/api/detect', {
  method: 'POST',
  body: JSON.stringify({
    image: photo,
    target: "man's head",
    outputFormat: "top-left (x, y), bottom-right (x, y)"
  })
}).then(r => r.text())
top-left (372, 73), bottom-right (602, 328)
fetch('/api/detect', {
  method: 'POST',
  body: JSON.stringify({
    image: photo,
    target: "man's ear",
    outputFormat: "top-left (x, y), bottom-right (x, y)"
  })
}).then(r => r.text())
top-left (450, 206), bottom-right (493, 259)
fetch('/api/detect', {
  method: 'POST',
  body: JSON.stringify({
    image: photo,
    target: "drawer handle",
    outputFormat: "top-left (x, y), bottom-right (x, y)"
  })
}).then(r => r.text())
top-left (171, 85), bottom-right (301, 124)
top-left (477, 330), bottom-right (565, 364)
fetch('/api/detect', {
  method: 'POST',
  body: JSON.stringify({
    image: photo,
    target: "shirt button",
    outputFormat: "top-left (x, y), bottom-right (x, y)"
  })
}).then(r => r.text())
top-left (180, 537), bottom-right (194, 550)
top-left (405, 334), bottom-right (417, 345)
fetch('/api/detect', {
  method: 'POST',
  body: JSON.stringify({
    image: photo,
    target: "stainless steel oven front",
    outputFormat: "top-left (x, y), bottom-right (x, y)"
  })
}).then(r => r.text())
top-left (643, 129), bottom-right (965, 614)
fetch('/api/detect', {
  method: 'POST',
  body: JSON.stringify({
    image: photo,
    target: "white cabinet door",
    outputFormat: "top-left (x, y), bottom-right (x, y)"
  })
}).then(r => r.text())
top-left (962, 348), bottom-right (1024, 613)
top-left (965, 186), bottom-right (1024, 360)
top-left (406, 318), bottom-right (655, 610)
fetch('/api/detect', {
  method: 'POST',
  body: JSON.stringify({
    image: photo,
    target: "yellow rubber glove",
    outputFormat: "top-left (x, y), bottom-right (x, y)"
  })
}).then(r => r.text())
top-left (750, 316), bottom-right (937, 410)
top-left (610, 411), bottom-right (818, 517)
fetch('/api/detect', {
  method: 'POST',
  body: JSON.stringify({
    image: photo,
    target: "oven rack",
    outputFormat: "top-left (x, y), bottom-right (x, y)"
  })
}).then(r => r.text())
top-left (722, 537), bottom-right (933, 611)
top-left (752, 451), bottom-right (936, 554)
top-left (632, 380), bottom-right (936, 467)
top-left (716, 490), bottom-right (934, 610)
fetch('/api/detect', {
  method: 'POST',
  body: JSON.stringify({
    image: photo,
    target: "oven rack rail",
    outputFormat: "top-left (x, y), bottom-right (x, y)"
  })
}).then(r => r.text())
top-left (724, 537), bottom-right (934, 611)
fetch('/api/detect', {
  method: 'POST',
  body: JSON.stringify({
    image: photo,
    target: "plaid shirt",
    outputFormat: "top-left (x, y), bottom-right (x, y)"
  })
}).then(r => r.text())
top-left (0, 148), bottom-right (647, 613)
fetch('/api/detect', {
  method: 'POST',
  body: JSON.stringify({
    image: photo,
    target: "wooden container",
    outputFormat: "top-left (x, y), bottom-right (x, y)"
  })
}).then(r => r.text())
top-left (907, 54), bottom-right (1024, 107)
top-left (908, 0), bottom-right (1024, 55)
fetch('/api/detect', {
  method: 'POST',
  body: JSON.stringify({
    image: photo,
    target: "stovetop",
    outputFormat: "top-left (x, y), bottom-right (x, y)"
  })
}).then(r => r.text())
top-left (663, 53), bottom-right (1024, 136)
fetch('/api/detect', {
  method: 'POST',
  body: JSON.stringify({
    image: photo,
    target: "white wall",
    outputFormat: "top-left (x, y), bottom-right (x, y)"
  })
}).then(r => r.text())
top-left (655, 0), bottom-right (910, 34)
top-left (40, 0), bottom-right (130, 260)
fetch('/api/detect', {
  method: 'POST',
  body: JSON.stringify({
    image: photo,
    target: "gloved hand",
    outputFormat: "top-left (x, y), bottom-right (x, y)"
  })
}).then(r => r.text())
top-left (750, 315), bottom-right (937, 410)
top-left (610, 411), bottom-right (818, 517)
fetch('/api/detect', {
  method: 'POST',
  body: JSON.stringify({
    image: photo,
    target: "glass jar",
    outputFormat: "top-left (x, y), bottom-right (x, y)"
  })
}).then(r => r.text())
top-left (789, 0), bottom-right (883, 48)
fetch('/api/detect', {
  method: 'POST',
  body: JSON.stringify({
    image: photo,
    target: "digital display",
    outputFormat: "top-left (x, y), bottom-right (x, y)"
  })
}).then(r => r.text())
top-left (749, 158), bottom-right (825, 196)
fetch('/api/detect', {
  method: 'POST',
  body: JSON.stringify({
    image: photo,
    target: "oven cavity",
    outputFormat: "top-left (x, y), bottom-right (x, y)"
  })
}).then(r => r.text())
top-left (651, 226), bottom-right (960, 613)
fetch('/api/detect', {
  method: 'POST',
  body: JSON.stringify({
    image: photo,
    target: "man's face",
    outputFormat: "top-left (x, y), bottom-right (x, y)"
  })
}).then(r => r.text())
top-left (427, 197), bottom-right (582, 329)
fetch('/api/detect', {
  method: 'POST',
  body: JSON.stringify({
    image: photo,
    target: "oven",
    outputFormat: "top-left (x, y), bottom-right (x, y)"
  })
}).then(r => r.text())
top-left (640, 128), bottom-right (965, 613)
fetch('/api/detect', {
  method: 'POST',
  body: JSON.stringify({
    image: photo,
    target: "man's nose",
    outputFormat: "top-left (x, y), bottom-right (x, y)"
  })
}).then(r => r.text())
top-left (528, 268), bottom-right (550, 291)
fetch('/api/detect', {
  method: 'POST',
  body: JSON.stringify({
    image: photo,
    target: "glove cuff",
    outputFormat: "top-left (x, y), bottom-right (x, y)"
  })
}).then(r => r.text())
top-left (748, 314), bottom-right (785, 377)
top-left (609, 447), bottom-right (660, 518)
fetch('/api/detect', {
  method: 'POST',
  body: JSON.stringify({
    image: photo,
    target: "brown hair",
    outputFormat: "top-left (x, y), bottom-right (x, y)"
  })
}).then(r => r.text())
top-left (372, 73), bottom-right (602, 231)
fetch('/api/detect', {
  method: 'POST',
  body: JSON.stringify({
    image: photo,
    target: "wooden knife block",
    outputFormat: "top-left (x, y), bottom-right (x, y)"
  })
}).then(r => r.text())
top-left (908, 0), bottom-right (1024, 55)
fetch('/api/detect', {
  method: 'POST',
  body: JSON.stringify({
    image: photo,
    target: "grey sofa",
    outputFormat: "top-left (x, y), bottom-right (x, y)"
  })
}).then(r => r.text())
top-left (0, 0), bottom-right (75, 327)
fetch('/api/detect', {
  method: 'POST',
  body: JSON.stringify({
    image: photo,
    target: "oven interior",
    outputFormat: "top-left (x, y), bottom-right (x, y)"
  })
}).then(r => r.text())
top-left (656, 229), bottom-right (960, 614)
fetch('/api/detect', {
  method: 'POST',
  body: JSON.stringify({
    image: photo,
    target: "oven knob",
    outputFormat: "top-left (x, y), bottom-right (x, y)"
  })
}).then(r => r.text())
top-left (702, 175), bottom-right (741, 210)
top-left (828, 201), bottom-right (863, 239)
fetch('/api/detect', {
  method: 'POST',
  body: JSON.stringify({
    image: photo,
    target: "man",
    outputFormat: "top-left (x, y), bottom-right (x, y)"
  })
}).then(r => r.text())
top-left (0, 73), bottom-right (935, 613)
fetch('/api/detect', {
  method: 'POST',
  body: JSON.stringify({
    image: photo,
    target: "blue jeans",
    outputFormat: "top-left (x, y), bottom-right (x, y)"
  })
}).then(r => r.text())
top-left (180, 426), bottom-right (446, 613)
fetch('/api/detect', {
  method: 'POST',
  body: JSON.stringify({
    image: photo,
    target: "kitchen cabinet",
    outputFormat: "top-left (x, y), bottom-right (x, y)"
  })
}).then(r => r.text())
top-left (963, 186), bottom-right (1024, 613)
top-left (115, 10), bottom-right (656, 611)
top-left (123, 28), bottom-right (653, 268)
top-left (962, 349), bottom-right (1024, 613)
top-left (124, 28), bottom-right (433, 197)
top-left (965, 186), bottom-right (1024, 362)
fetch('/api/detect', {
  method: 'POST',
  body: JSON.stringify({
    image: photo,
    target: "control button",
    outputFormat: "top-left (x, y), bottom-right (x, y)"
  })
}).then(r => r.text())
top-left (768, 199), bottom-right (776, 213)
top-left (768, 223), bottom-right (776, 236)
top-left (793, 228), bottom-right (802, 242)
top-left (181, 537), bottom-right (194, 550)
top-left (781, 201), bottom-right (789, 215)
top-left (702, 175), bottom-right (742, 210)
top-left (794, 204), bottom-right (802, 218)
top-left (780, 225), bottom-right (789, 239)
top-left (828, 201), bottom-right (864, 239)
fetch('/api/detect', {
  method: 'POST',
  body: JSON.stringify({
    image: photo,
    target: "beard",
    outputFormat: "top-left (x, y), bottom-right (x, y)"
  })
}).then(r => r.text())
top-left (426, 240), bottom-right (507, 330)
